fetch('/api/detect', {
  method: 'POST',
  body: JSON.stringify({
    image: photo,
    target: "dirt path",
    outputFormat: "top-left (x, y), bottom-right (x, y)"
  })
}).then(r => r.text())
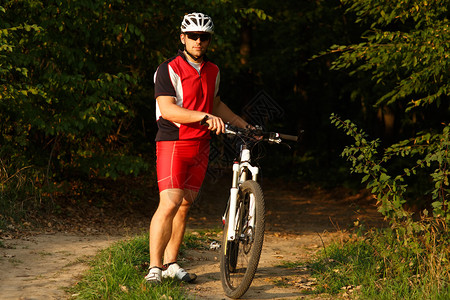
top-left (183, 179), bottom-right (383, 300)
top-left (0, 178), bottom-right (383, 299)
top-left (0, 233), bottom-right (123, 300)
top-left (181, 231), bottom-right (339, 300)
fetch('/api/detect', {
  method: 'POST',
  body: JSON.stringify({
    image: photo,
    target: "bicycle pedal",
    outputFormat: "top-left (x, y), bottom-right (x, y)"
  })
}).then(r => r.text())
top-left (210, 241), bottom-right (221, 250)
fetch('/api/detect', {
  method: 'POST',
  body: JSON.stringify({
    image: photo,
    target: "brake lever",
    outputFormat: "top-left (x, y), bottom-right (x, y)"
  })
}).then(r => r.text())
top-left (267, 133), bottom-right (282, 144)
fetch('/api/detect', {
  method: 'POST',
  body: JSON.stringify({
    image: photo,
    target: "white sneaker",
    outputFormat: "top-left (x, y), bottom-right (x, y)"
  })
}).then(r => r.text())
top-left (145, 267), bottom-right (162, 284)
top-left (162, 263), bottom-right (197, 283)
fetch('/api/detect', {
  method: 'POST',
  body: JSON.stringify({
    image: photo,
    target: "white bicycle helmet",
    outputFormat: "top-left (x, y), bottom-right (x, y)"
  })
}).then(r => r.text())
top-left (181, 12), bottom-right (214, 33)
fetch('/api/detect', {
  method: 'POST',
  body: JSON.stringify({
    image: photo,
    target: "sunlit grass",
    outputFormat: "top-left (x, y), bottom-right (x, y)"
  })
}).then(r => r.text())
top-left (69, 230), bottom-right (220, 299)
top-left (294, 227), bottom-right (450, 299)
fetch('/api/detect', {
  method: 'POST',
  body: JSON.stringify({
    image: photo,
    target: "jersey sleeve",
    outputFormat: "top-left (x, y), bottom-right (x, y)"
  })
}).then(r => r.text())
top-left (214, 70), bottom-right (220, 98)
top-left (154, 61), bottom-right (176, 98)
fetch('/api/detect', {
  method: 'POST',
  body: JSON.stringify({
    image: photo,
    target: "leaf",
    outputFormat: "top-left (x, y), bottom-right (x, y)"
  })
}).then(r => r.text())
top-left (361, 174), bottom-right (370, 183)
top-left (380, 173), bottom-right (391, 182)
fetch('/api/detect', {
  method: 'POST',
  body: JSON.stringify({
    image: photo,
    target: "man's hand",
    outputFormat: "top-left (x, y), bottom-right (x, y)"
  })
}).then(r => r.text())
top-left (247, 124), bottom-right (263, 140)
top-left (205, 115), bottom-right (225, 135)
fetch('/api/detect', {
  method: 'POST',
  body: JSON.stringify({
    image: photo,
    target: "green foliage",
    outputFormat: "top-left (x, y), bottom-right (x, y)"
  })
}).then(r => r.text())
top-left (0, 0), bottom-right (273, 183)
top-left (322, 3), bottom-right (450, 296)
top-left (328, 0), bottom-right (450, 111)
top-left (0, 0), bottom-right (280, 224)
top-left (326, 0), bottom-right (449, 225)
top-left (331, 114), bottom-right (449, 225)
top-left (0, 0), bottom-right (149, 182)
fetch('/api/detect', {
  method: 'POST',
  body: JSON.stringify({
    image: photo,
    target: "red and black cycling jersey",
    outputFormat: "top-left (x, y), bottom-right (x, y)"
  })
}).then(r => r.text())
top-left (154, 50), bottom-right (220, 141)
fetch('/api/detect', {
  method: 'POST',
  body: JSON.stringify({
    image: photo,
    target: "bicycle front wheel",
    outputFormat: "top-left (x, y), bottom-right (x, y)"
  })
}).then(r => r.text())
top-left (220, 180), bottom-right (265, 299)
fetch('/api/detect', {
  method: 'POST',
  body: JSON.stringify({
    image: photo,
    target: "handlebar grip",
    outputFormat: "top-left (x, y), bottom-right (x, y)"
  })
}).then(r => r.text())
top-left (279, 133), bottom-right (298, 142)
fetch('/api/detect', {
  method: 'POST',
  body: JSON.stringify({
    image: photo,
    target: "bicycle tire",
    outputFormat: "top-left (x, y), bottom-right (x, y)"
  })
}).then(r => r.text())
top-left (220, 180), bottom-right (265, 299)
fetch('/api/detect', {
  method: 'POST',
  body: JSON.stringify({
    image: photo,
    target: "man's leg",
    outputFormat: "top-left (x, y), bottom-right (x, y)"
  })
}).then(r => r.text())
top-left (163, 189), bottom-right (197, 264)
top-left (149, 188), bottom-right (185, 268)
top-left (161, 189), bottom-right (198, 283)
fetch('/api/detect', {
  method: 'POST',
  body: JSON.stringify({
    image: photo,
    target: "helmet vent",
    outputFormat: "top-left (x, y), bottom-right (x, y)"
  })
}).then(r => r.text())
top-left (181, 12), bottom-right (214, 34)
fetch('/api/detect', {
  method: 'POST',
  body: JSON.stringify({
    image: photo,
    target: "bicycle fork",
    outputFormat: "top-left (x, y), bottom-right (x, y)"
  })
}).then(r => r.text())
top-left (224, 148), bottom-right (259, 243)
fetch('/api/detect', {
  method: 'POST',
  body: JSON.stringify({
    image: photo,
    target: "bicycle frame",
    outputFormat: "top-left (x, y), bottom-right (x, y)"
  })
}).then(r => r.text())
top-left (220, 123), bottom-right (298, 298)
top-left (226, 145), bottom-right (259, 242)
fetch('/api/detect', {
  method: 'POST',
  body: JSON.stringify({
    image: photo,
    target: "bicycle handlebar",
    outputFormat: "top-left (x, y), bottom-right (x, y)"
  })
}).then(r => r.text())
top-left (224, 123), bottom-right (300, 144)
top-left (278, 133), bottom-right (299, 142)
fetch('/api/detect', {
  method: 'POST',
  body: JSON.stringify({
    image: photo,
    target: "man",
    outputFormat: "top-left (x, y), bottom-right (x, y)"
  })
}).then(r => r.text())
top-left (146, 12), bottom-right (250, 284)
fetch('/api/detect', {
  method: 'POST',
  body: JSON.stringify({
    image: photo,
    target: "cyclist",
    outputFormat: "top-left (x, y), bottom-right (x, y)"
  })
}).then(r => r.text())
top-left (146, 12), bottom-right (250, 284)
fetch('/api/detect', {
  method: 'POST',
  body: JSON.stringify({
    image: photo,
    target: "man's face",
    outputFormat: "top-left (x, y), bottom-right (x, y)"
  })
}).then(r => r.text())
top-left (181, 32), bottom-right (211, 60)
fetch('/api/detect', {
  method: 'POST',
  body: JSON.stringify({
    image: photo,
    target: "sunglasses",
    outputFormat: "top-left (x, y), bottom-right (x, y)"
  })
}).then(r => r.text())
top-left (185, 32), bottom-right (211, 42)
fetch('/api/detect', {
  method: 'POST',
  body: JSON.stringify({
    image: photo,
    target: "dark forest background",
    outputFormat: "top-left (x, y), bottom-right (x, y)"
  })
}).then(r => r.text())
top-left (1, 0), bottom-right (449, 226)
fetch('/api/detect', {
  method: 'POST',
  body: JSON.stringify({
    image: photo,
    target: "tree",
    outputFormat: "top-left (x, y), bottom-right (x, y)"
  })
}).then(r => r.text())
top-left (328, 0), bottom-right (450, 223)
top-left (0, 1), bottom-right (152, 183)
top-left (0, 0), bottom-right (275, 219)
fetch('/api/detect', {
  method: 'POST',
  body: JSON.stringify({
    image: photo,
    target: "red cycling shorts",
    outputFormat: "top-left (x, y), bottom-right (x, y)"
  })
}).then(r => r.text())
top-left (156, 140), bottom-right (210, 192)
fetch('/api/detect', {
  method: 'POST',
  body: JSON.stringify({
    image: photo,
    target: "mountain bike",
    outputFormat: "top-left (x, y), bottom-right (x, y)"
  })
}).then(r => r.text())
top-left (219, 123), bottom-right (299, 299)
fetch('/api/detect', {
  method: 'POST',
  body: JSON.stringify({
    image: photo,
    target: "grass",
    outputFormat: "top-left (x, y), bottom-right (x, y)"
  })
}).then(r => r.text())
top-left (181, 229), bottom-right (221, 252)
top-left (287, 225), bottom-right (450, 299)
top-left (0, 159), bottom-right (43, 230)
top-left (69, 230), bottom-right (220, 299)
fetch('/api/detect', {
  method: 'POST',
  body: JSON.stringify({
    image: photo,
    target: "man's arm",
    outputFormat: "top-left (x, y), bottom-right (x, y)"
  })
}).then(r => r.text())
top-left (157, 96), bottom-right (225, 134)
top-left (212, 96), bottom-right (249, 129)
